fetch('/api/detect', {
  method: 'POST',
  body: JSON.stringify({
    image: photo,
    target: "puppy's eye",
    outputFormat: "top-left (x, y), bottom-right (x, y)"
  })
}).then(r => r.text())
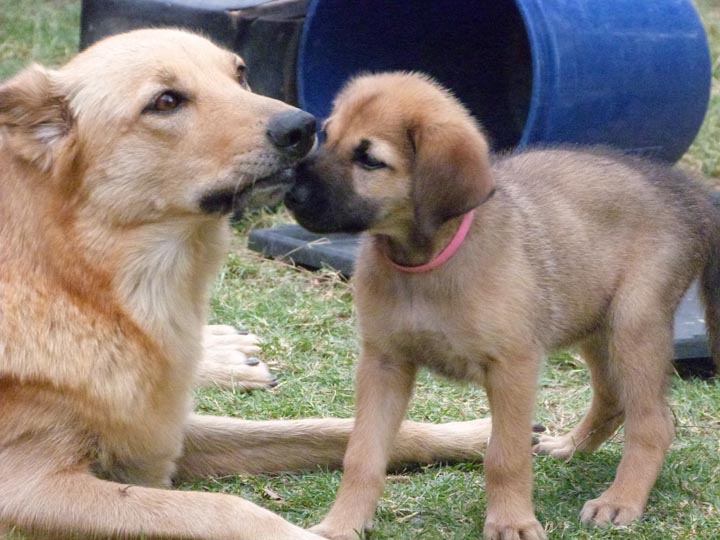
top-left (144, 91), bottom-right (186, 113)
top-left (354, 153), bottom-right (387, 171)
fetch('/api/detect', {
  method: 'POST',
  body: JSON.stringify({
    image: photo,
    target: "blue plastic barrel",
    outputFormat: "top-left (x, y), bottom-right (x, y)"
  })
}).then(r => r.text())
top-left (297, 0), bottom-right (711, 162)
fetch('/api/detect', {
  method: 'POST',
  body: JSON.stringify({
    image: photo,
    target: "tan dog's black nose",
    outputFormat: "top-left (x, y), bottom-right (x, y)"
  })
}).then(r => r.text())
top-left (267, 109), bottom-right (316, 159)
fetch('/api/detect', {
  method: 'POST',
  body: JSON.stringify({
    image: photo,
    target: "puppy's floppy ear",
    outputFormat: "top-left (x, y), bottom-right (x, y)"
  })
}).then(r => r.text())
top-left (0, 64), bottom-right (73, 172)
top-left (409, 120), bottom-right (494, 242)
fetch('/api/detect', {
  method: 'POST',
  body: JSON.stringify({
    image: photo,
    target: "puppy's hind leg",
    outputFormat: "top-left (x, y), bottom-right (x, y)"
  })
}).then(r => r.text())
top-left (580, 293), bottom-right (675, 528)
top-left (534, 332), bottom-right (624, 459)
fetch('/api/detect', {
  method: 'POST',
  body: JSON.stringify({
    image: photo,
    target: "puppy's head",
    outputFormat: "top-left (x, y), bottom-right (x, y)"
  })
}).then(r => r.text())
top-left (0, 28), bottom-right (316, 223)
top-left (285, 72), bottom-right (494, 244)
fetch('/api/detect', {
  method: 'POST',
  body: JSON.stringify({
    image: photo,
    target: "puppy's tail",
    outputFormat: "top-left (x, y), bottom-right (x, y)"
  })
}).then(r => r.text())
top-left (700, 193), bottom-right (720, 377)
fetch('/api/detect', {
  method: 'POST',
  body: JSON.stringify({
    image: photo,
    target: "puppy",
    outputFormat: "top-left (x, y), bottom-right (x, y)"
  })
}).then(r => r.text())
top-left (285, 72), bottom-right (720, 540)
top-left (0, 35), bottom-right (495, 539)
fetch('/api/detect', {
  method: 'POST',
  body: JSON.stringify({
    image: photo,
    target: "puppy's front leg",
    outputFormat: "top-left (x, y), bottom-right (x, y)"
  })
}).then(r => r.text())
top-left (483, 354), bottom-right (546, 540)
top-left (311, 346), bottom-right (417, 540)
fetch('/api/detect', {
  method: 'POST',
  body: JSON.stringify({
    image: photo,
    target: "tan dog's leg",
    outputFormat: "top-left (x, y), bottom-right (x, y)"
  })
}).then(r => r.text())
top-left (484, 353), bottom-right (546, 540)
top-left (534, 333), bottom-right (624, 459)
top-left (0, 444), bottom-right (323, 540)
top-left (197, 325), bottom-right (277, 390)
top-left (178, 413), bottom-right (491, 479)
top-left (308, 349), bottom-right (417, 540)
top-left (580, 294), bottom-right (674, 527)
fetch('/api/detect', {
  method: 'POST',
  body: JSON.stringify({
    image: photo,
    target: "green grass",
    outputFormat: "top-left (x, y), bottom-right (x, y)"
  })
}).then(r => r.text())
top-left (0, 0), bottom-right (79, 80)
top-left (1, 1), bottom-right (719, 539)
top-left (684, 0), bottom-right (720, 183)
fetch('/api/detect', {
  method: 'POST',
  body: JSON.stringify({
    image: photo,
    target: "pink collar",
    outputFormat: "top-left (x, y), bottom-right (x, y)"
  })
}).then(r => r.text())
top-left (387, 210), bottom-right (475, 273)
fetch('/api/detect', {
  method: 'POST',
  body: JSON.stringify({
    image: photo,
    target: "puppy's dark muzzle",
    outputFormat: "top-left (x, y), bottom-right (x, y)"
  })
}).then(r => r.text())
top-left (285, 157), bottom-right (379, 234)
top-left (267, 109), bottom-right (317, 160)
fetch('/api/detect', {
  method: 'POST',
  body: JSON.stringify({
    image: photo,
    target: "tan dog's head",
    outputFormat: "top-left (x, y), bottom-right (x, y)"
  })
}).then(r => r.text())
top-left (285, 72), bottom-right (494, 245)
top-left (0, 28), bottom-right (316, 223)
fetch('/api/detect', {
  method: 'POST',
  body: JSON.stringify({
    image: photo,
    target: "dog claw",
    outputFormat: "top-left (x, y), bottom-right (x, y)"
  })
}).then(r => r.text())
top-left (580, 497), bottom-right (643, 527)
top-left (483, 517), bottom-right (546, 540)
top-left (199, 327), bottom-right (276, 390)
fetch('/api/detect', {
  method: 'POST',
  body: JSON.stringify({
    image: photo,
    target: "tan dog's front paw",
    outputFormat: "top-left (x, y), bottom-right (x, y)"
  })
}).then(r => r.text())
top-left (203, 324), bottom-right (262, 355)
top-left (197, 325), bottom-right (277, 390)
top-left (308, 523), bottom-right (364, 540)
top-left (580, 496), bottom-right (643, 527)
top-left (483, 515), bottom-right (546, 540)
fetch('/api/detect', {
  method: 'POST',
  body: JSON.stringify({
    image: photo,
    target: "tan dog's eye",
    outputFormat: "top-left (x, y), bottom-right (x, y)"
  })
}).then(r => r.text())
top-left (144, 91), bottom-right (186, 114)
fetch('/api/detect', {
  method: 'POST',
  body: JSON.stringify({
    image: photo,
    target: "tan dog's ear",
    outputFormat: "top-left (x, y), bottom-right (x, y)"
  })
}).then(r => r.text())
top-left (409, 121), bottom-right (494, 242)
top-left (0, 65), bottom-right (72, 172)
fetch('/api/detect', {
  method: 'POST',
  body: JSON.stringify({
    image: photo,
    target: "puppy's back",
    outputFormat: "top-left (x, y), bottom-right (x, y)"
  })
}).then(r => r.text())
top-left (489, 147), bottom-right (720, 345)
top-left (494, 147), bottom-right (718, 259)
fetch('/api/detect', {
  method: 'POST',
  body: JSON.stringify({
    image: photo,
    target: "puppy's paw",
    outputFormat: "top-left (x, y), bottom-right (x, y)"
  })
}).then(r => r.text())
top-left (483, 514), bottom-right (546, 540)
top-left (580, 496), bottom-right (644, 527)
top-left (532, 433), bottom-right (578, 460)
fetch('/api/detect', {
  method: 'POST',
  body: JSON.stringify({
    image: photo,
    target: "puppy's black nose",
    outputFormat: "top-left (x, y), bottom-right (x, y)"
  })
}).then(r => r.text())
top-left (267, 109), bottom-right (316, 159)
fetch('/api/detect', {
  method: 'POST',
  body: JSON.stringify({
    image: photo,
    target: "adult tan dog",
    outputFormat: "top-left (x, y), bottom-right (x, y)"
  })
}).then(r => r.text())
top-left (285, 72), bottom-right (720, 540)
top-left (0, 33), bottom-right (496, 539)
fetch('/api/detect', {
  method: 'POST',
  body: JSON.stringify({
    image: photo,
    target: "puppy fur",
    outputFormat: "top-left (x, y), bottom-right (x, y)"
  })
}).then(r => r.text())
top-left (285, 72), bottom-right (720, 540)
top-left (0, 36), bottom-right (494, 540)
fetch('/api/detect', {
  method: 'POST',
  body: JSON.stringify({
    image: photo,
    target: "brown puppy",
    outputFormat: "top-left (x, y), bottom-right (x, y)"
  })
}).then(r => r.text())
top-left (0, 34), bottom-right (495, 539)
top-left (285, 72), bottom-right (720, 540)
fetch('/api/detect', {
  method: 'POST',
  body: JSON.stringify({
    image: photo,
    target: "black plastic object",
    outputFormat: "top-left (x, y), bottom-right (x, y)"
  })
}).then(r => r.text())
top-left (248, 224), bottom-right (357, 276)
top-left (80, 0), bottom-right (308, 103)
top-left (673, 284), bottom-right (716, 378)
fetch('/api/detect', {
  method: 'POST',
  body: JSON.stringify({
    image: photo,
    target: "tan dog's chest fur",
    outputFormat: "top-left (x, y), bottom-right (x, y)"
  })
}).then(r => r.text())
top-left (0, 152), bottom-right (224, 485)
